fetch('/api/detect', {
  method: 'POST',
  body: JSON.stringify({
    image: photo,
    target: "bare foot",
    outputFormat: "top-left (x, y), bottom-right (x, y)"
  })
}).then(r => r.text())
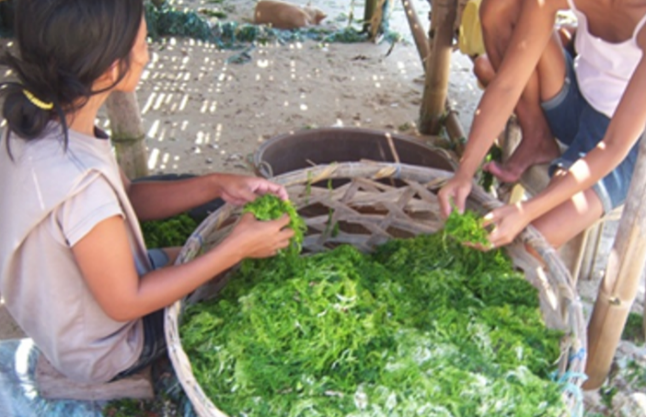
top-left (483, 133), bottom-right (560, 183)
top-left (483, 160), bottom-right (522, 183)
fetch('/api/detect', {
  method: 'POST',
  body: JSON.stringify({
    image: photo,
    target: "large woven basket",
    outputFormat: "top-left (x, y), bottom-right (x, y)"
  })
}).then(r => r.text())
top-left (165, 162), bottom-right (587, 417)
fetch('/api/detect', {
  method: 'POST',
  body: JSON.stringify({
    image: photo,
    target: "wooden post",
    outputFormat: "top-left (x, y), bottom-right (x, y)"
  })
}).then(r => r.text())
top-left (583, 131), bottom-right (646, 390)
top-left (419, 0), bottom-right (456, 135)
top-left (106, 91), bottom-right (149, 179)
top-left (402, 0), bottom-right (465, 151)
top-left (363, 0), bottom-right (378, 33)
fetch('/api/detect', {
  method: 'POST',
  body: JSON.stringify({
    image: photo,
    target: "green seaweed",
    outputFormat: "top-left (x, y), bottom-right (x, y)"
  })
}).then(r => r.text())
top-left (622, 312), bottom-right (645, 345)
top-left (242, 194), bottom-right (307, 256)
top-left (140, 213), bottom-right (198, 248)
top-left (444, 208), bottom-right (490, 246)
top-left (180, 220), bottom-right (567, 416)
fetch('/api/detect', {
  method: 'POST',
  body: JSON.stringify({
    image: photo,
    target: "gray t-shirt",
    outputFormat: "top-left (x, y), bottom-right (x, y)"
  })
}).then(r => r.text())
top-left (0, 124), bottom-right (152, 382)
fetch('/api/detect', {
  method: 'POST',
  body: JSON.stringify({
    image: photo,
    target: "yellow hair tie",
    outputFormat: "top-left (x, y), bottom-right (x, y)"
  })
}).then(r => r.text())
top-left (23, 89), bottom-right (53, 110)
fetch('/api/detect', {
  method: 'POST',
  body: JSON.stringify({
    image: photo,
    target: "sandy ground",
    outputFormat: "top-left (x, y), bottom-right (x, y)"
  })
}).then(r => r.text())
top-left (111, 0), bottom-right (480, 178)
top-left (1, 0), bottom-right (645, 415)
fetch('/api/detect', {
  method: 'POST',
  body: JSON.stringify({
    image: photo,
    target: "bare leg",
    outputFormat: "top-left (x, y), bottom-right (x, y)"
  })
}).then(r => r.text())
top-left (474, 24), bottom-right (577, 86)
top-left (476, 0), bottom-right (561, 183)
top-left (532, 176), bottom-right (604, 249)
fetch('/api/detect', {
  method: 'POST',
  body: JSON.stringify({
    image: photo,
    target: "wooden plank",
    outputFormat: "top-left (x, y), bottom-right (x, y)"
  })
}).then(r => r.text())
top-left (35, 354), bottom-right (154, 401)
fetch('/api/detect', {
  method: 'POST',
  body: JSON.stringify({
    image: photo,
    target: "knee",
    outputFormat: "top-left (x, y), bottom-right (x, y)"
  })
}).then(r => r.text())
top-left (473, 55), bottom-right (495, 85)
top-left (479, 0), bottom-right (521, 33)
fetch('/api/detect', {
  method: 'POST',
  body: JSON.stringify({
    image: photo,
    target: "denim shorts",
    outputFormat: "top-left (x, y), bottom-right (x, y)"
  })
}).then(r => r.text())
top-left (111, 249), bottom-right (170, 381)
top-left (541, 51), bottom-right (641, 214)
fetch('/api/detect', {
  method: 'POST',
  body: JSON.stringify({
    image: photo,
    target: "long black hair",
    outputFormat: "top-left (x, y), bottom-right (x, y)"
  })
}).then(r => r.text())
top-left (0, 0), bottom-right (144, 150)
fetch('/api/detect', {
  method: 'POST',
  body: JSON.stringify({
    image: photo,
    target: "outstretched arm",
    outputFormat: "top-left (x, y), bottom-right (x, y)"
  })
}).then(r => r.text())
top-left (121, 171), bottom-right (288, 221)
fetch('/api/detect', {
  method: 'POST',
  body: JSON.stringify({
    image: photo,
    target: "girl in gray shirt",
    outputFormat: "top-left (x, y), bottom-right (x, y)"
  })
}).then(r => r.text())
top-left (0, 0), bottom-right (294, 383)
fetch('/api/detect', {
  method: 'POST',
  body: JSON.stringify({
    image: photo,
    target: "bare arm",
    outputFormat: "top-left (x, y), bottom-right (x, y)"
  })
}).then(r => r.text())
top-left (72, 213), bottom-right (294, 321)
top-left (458, 0), bottom-right (567, 178)
top-left (120, 171), bottom-right (288, 221)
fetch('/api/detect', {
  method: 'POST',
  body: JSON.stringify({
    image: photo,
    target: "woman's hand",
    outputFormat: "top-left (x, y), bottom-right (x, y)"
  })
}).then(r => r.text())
top-left (438, 174), bottom-right (473, 218)
top-left (216, 174), bottom-right (289, 205)
top-left (482, 202), bottom-right (532, 249)
top-left (225, 213), bottom-right (295, 259)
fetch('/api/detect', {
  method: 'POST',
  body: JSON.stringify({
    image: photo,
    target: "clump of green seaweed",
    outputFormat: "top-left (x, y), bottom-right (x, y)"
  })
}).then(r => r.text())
top-left (242, 193), bottom-right (307, 257)
top-left (141, 213), bottom-right (198, 248)
top-left (180, 205), bottom-right (567, 416)
top-left (444, 208), bottom-right (490, 246)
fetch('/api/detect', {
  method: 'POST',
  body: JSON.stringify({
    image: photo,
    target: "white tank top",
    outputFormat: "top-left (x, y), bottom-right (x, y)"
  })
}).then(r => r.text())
top-left (568, 0), bottom-right (646, 117)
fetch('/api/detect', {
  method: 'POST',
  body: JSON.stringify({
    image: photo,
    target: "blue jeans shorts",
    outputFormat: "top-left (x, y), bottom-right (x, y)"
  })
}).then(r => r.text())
top-left (541, 51), bottom-right (641, 214)
top-left (111, 249), bottom-right (170, 381)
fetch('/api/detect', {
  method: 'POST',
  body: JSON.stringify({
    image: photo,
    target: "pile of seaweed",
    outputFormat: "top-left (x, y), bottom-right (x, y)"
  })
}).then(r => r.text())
top-left (0, 0), bottom-right (399, 46)
top-left (145, 1), bottom-right (400, 50)
top-left (179, 195), bottom-right (568, 416)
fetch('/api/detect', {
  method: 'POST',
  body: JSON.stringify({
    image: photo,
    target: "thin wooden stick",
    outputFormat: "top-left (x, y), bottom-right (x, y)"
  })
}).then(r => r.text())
top-left (385, 132), bottom-right (401, 164)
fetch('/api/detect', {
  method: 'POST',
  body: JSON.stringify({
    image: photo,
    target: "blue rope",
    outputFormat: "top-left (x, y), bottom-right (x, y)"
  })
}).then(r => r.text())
top-left (551, 370), bottom-right (588, 417)
top-left (569, 347), bottom-right (587, 364)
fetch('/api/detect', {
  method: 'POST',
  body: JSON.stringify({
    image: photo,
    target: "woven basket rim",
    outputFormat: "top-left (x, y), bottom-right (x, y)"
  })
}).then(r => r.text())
top-left (165, 161), bottom-right (587, 417)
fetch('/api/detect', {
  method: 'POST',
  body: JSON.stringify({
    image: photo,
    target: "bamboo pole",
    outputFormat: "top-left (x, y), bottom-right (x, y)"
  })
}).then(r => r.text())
top-left (419, 0), bottom-right (456, 135)
top-left (363, 0), bottom-right (378, 33)
top-left (402, 0), bottom-right (431, 63)
top-left (402, 0), bottom-right (465, 152)
top-left (106, 91), bottom-right (149, 179)
top-left (583, 131), bottom-right (646, 390)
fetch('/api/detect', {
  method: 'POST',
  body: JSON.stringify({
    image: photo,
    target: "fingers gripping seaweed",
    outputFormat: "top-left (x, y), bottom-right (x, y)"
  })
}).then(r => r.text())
top-left (443, 208), bottom-right (490, 246)
top-left (242, 194), bottom-right (307, 256)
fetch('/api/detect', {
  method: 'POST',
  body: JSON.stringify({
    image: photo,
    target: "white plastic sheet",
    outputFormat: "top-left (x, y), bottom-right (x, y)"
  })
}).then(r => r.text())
top-left (0, 339), bottom-right (104, 417)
